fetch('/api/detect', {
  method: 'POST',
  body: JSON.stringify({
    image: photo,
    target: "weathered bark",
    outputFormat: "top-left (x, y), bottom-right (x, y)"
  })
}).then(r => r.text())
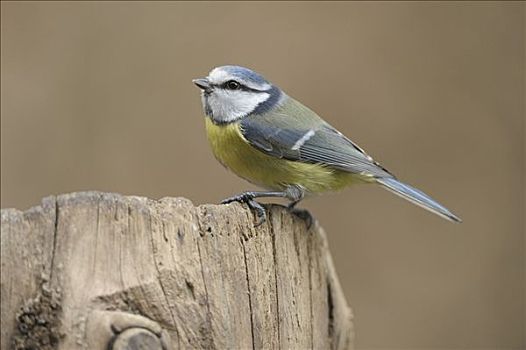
top-left (1, 192), bottom-right (353, 350)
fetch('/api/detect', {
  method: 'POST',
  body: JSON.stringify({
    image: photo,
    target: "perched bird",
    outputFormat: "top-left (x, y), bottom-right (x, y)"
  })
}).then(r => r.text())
top-left (193, 65), bottom-right (461, 225)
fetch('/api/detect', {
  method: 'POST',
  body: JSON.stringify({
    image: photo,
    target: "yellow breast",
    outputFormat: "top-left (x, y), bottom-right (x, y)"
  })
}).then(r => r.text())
top-left (205, 118), bottom-right (358, 193)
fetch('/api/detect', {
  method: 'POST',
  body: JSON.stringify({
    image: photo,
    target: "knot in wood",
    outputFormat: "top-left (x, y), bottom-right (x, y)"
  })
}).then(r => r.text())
top-left (110, 327), bottom-right (166, 350)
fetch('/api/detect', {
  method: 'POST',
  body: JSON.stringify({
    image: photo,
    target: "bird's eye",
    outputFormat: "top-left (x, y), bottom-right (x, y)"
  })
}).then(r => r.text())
top-left (226, 80), bottom-right (241, 90)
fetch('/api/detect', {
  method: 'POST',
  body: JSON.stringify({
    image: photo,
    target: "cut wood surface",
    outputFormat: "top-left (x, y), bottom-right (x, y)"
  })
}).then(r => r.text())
top-left (1, 192), bottom-right (353, 349)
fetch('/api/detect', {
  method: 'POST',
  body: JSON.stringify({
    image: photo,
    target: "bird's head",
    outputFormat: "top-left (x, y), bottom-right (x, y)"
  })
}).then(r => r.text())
top-left (193, 65), bottom-right (283, 124)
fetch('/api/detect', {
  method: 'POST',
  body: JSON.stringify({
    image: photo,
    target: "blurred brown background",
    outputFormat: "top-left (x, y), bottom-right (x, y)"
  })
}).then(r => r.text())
top-left (1, 2), bottom-right (524, 349)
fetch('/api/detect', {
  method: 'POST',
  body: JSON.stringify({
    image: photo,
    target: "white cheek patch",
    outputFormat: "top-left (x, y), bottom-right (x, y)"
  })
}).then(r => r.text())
top-left (207, 90), bottom-right (270, 122)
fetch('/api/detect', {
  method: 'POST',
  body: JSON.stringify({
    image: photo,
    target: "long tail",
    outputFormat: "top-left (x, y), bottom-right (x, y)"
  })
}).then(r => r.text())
top-left (377, 177), bottom-right (461, 223)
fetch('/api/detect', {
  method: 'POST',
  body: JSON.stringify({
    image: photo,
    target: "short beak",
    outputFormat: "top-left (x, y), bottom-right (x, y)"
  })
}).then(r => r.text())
top-left (192, 78), bottom-right (211, 91)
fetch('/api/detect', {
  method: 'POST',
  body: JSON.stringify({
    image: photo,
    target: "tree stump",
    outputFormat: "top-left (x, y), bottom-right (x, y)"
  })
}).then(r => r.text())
top-left (1, 192), bottom-right (353, 349)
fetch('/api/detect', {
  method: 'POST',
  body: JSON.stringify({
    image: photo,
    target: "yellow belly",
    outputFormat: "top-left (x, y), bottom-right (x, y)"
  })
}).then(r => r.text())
top-left (205, 118), bottom-right (363, 193)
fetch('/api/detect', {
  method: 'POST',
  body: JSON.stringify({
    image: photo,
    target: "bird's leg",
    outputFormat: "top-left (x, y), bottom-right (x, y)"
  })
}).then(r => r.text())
top-left (221, 191), bottom-right (288, 226)
top-left (285, 185), bottom-right (304, 209)
top-left (221, 186), bottom-right (309, 227)
top-left (287, 200), bottom-right (300, 210)
top-left (221, 191), bottom-right (287, 205)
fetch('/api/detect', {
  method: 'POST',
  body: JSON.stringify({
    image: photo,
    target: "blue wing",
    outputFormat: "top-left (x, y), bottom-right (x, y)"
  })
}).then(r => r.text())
top-left (240, 97), bottom-right (393, 178)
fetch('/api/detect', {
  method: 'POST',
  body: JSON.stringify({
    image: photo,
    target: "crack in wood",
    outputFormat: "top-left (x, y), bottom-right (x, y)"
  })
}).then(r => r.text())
top-left (308, 232), bottom-right (314, 350)
top-left (195, 211), bottom-right (215, 350)
top-left (241, 236), bottom-right (256, 350)
top-left (269, 209), bottom-right (282, 349)
top-left (49, 197), bottom-right (59, 281)
top-left (147, 210), bottom-right (180, 341)
top-left (327, 280), bottom-right (335, 348)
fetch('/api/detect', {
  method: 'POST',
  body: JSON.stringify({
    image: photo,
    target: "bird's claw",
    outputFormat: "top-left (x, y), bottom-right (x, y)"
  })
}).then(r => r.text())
top-left (289, 208), bottom-right (314, 229)
top-left (221, 193), bottom-right (267, 227)
top-left (247, 199), bottom-right (266, 227)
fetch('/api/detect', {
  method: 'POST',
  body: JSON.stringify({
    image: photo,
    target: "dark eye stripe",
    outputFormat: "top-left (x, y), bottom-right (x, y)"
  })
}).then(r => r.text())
top-left (211, 81), bottom-right (269, 93)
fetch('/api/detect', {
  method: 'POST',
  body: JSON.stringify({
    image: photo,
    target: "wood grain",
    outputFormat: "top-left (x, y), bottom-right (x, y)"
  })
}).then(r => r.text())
top-left (1, 192), bottom-right (353, 349)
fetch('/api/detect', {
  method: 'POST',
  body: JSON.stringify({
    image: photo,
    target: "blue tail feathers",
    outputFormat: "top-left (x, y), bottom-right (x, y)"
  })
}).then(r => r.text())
top-left (377, 177), bottom-right (461, 223)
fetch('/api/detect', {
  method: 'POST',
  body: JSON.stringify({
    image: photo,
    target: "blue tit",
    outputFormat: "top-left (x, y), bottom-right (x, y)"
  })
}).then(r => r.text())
top-left (193, 65), bottom-right (461, 225)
